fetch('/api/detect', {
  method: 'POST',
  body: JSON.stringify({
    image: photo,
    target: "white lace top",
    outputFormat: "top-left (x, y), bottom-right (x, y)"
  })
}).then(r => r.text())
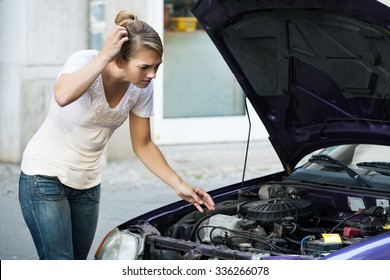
top-left (21, 50), bottom-right (154, 189)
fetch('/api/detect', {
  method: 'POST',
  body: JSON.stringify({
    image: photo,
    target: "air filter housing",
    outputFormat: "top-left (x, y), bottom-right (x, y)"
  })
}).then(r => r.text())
top-left (244, 198), bottom-right (313, 225)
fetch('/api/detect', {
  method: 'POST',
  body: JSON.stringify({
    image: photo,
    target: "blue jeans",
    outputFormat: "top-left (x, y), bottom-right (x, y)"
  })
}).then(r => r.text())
top-left (19, 172), bottom-right (100, 260)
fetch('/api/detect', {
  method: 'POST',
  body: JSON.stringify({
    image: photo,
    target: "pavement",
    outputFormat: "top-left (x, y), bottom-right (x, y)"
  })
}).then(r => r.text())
top-left (0, 140), bottom-right (282, 260)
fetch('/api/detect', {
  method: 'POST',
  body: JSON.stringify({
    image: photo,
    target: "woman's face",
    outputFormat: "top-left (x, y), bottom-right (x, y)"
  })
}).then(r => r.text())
top-left (122, 47), bottom-right (162, 88)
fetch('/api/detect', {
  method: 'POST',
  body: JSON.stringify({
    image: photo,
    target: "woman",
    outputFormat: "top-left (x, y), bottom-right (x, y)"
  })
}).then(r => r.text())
top-left (19, 10), bottom-right (215, 260)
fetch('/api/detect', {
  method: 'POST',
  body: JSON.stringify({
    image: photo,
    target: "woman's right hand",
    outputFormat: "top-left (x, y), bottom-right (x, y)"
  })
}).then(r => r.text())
top-left (54, 25), bottom-right (129, 107)
top-left (99, 25), bottom-right (129, 62)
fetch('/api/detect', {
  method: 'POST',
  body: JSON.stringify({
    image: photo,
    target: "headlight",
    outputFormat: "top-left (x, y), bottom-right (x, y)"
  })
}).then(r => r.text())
top-left (94, 228), bottom-right (145, 260)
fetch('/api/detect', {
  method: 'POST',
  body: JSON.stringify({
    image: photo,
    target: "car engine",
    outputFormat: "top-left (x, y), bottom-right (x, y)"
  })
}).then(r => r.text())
top-left (143, 183), bottom-right (390, 260)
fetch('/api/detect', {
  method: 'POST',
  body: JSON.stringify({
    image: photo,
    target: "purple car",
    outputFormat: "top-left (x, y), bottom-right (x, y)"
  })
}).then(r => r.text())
top-left (95, 0), bottom-right (390, 260)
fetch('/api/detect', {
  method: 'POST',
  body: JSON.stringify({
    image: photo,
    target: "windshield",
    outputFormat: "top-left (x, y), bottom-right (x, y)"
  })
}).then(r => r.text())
top-left (291, 144), bottom-right (390, 190)
top-left (305, 144), bottom-right (389, 173)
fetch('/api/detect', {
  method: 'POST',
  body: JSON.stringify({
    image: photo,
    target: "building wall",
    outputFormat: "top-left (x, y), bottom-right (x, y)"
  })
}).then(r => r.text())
top-left (0, 0), bottom-right (163, 163)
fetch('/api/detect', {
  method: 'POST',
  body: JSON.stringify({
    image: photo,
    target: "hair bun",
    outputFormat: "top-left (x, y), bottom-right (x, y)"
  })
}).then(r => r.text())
top-left (115, 10), bottom-right (138, 26)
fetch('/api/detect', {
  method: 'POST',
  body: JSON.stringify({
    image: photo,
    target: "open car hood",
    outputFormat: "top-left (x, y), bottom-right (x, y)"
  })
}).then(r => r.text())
top-left (192, 0), bottom-right (390, 172)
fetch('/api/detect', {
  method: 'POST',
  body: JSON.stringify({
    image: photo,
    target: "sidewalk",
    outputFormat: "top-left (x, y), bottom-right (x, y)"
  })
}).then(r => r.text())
top-left (0, 140), bottom-right (282, 259)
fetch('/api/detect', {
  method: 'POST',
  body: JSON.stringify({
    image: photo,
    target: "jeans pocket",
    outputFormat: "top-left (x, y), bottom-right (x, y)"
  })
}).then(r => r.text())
top-left (33, 175), bottom-right (65, 201)
top-left (86, 184), bottom-right (101, 202)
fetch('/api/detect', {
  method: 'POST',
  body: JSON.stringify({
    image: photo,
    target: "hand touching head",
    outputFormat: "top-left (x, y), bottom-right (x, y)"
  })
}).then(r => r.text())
top-left (115, 10), bottom-right (163, 61)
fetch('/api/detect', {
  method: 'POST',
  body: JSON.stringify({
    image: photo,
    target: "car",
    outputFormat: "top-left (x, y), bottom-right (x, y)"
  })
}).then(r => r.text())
top-left (95, 0), bottom-right (390, 260)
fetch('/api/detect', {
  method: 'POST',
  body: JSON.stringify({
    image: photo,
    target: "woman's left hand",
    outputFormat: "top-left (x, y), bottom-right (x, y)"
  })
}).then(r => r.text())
top-left (175, 183), bottom-right (215, 213)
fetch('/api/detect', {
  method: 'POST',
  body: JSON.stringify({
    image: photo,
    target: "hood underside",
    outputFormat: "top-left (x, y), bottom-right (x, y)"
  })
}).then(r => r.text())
top-left (192, 0), bottom-right (390, 172)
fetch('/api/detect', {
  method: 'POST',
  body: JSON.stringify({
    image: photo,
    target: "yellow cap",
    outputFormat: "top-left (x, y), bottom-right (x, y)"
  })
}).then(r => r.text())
top-left (321, 233), bottom-right (342, 243)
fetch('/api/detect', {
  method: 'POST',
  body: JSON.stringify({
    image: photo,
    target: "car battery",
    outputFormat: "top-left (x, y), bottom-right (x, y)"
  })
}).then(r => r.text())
top-left (304, 240), bottom-right (343, 255)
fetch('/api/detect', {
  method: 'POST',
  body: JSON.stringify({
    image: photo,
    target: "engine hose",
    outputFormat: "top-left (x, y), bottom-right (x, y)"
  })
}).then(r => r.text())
top-left (284, 236), bottom-right (301, 245)
top-left (189, 214), bottom-right (213, 241)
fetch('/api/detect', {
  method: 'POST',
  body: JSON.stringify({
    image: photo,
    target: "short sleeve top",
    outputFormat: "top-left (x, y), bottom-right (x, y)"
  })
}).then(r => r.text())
top-left (21, 50), bottom-right (154, 189)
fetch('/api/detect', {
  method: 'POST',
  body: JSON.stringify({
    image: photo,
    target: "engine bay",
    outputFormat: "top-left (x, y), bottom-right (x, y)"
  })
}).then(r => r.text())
top-left (141, 183), bottom-right (390, 260)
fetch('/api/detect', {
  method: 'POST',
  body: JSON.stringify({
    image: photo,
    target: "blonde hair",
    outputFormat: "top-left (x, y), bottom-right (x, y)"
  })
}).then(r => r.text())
top-left (115, 10), bottom-right (163, 60)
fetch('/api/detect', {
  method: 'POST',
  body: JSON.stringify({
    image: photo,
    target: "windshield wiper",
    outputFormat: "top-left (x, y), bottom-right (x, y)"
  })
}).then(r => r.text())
top-left (309, 154), bottom-right (370, 188)
top-left (357, 161), bottom-right (390, 176)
